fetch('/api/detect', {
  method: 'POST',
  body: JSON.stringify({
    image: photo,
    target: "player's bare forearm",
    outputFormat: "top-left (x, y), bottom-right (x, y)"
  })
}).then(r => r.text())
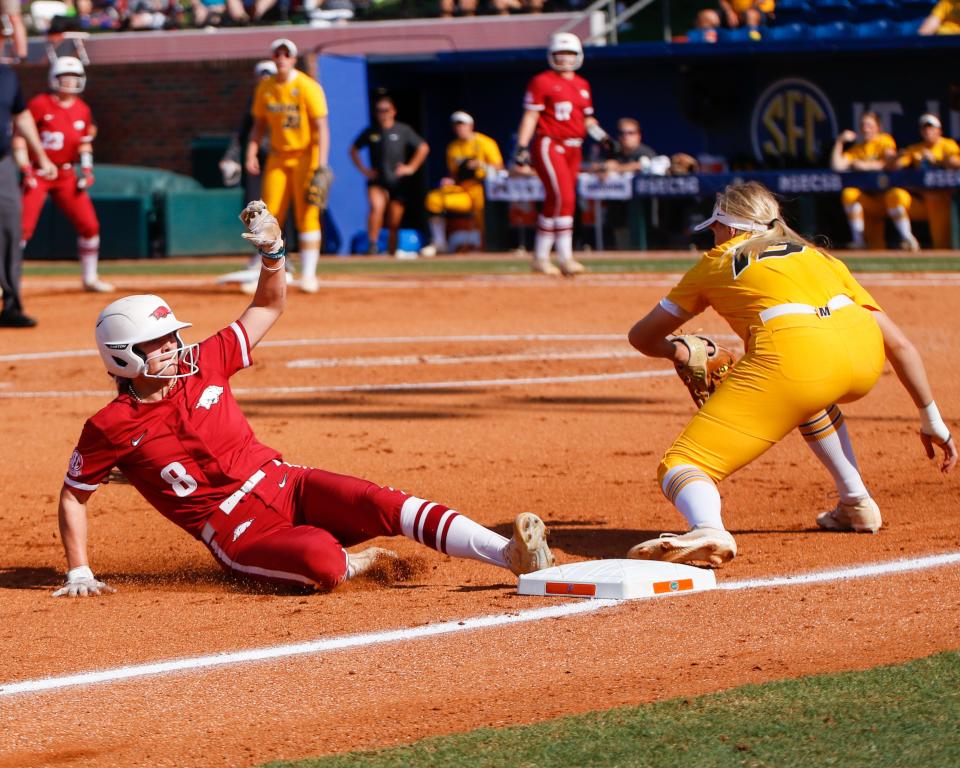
top-left (316, 116), bottom-right (330, 167)
top-left (874, 312), bottom-right (934, 408)
top-left (58, 485), bottom-right (92, 571)
top-left (919, 15), bottom-right (940, 35)
top-left (516, 110), bottom-right (540, 149)
top-left (14, 111), bottom-right (48, 165)
top-left (830, 143), bottom-right (850, 172)
top-left (628, 305), bottom-right (687, 364)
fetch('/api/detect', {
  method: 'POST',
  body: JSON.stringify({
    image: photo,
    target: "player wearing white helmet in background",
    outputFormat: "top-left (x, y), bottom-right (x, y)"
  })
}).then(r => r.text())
top-left (512, 33), bottom-right (612, 277)
top-left (12, 56), bottom-right (110, 293)
top-left (52, 201), bottom-right (555, 597)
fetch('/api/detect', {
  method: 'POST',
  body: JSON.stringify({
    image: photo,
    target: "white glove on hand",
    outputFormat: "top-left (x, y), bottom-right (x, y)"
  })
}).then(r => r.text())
top-left (52, 566), bottom-right (116, 598)
top-left (239, 200), bottom-right (284, 255)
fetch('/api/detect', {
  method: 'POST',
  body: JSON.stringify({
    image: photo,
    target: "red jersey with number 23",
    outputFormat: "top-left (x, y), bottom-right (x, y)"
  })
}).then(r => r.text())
top-left (28, 93), bottom-right (94, 167)
top-left (523, 70), bottom-right (594, 142)
top-left (64, 322), bottom-right (280, 539)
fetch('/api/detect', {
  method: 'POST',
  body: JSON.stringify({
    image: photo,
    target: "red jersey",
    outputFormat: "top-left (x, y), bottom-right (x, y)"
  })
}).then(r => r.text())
top-left (28, 93), bottom-right (94, 167)
top-left (523, 70), bottom-right (594, 142)
top-left (64, 322), bottom-right (280, 538)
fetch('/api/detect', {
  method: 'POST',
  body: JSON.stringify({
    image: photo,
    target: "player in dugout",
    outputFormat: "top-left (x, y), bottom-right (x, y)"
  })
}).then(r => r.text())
top-left (830, 111), bottom-right (898, 250)
top-left (51, 201), bottom-right (555, 597)
top-left (884, 113), bottom-right (960, 251)
top-left (625, 182), bottom-right (955, 567)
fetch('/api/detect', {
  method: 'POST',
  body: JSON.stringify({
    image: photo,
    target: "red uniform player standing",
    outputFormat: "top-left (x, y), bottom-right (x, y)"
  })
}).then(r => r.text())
top-left (52, 201), bottom-right (554, 597)
top-left (13, 56), bottom-right (111, 293)
top-left (512, 33), bottom-right (612, 277)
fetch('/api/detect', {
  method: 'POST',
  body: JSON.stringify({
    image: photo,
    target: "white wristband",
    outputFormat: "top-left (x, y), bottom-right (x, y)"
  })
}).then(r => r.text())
top-left (587, 123), bottom-right (609, 143)
top-left (80, 151), bottom-right (93, 170)
top-left (66, 565), bottom-right (94, 582)
top-left (919, 402), bottom-right (951, 442)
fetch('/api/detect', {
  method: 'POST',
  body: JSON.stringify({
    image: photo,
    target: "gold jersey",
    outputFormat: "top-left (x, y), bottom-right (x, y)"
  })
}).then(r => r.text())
top-left (445, 132), bottom-right (503, 180)
top-left (843, 132), bottom-right (896, 162)
top-left (730, 0), bottom-right (774, 13)
top-left (252, 70), bottom-right (329, 155)
top-left (933, 0), bottom-right (960, 30)
top-left (663, 234), bottom-right (881, 342)
top-left (896, 136), bottom-right (960, 169)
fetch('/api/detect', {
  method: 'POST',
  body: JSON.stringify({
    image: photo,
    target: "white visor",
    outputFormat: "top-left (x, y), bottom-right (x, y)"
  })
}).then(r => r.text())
top-left (693, 202), bottom-right (771, 233)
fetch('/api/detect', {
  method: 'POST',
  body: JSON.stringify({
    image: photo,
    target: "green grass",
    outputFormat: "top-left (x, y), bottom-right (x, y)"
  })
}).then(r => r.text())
top-left (22, 255), bottom-right (960, 278)
top-left (261, 650), bottom-right (960, 768)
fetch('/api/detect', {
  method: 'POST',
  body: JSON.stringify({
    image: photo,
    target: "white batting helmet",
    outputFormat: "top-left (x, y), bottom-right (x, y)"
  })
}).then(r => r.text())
top-left (49, 56), bottom-right (86, 94)
top-left (95, 295), bottom-right (198, 380)
top-left (548, 33), bottom-right (584, 73)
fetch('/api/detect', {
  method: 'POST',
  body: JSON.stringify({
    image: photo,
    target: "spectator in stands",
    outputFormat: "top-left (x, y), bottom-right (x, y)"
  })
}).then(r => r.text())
top-left (1, 0), bottom-right (26, 59)
top-left (0, 63), bottom-right (57, 328)
top-left (350, 94), bottom-right (429, 257)
top-left (719, 0), bottom-right (773, 27)
top-left (126, 0), bottom-right (180, 29)
top-left (422, 111), bottom-right (503, 256)
top-left (491, 0), bottom-right (544, 15)
top-left (830, 111), bottom-right (897, 250)
top-left (920, 1), bottom-right (960, 35)
top-left (598, 118), bottom-right (657, 172)
top-left (693, 8), bottom-right (721, 41)
top-left (440, 0), bottom-right (476, 17)
top-left (884, 113), bottom-right (960, 251)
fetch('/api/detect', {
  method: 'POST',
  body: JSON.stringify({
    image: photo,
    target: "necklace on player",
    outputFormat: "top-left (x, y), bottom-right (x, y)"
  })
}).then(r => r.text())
top-left (128, 381), bottom-right (144, 402)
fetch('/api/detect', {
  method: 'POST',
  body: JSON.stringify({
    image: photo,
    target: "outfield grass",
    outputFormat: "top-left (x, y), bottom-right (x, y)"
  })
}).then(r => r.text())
top-left (22, 255), bottom-right (960, 278)
top-left (262, 650), bottom-right (960, 768)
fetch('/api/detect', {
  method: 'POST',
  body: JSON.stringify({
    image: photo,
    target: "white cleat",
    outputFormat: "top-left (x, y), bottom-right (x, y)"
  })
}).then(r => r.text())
top-left (504, 512), bottom-right (555, 576)
top-left (83, 279), bottom-right (115, 293)
top-left (300, 275), bottom-right (320, 294)
top-left (627, 526), bottom-right (737, 568)
top-left (816, 496), bottom-right (882, 533)
top-left (345, 547), bottom-right (398, 579)
top-left (531, 259), bottom-right (562, 276)
top-left (419, 244), bottom-right (438, 258)
top-left (900, 234), bottom-right (920, 253)
top-left (557, 258), bottom-right (586, 277)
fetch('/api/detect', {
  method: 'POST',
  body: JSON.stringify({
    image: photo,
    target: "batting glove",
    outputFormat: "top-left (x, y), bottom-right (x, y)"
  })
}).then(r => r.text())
top-left (52, 566), bottom-right (116, 598)
top-left (512, 145), bottom-right (531, 168)
top-left (20, 166), bottom-right (37, 192)
top-left (77, 167), bottom-right (95, 191)
top-left (239, 199), bottom-right (284, 256)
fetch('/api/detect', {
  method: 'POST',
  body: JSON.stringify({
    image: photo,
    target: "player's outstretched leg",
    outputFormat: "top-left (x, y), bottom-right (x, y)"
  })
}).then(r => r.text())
top-left (398, 496), bottom-right (554, 576)
top-left (799, 405), bottom-right (882, 533)
top-left (627, 463), bottom-right (736, 567)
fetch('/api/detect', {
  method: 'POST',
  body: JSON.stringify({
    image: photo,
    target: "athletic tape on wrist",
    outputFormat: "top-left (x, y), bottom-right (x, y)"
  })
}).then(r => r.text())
top-left (67, 565), bottom-right (94, 582)
top-left (920, 401), bottom-right (950, 441)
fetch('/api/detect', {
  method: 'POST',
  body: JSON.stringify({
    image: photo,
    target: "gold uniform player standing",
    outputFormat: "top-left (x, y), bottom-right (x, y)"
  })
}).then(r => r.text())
top-left (626, 182), bottom-right (956, 567)
top-left (247, 38), bottom-right (330, 294)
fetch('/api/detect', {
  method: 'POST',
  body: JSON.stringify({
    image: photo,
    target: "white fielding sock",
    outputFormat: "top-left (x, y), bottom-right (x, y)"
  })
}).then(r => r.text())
top-left (845, 203), bottom-right (865, 245)
top-left (534, 230), bottom-right (555, 263)
top-left (661, 464), bottom-right (724, 530)
top-left (888, 206), bottom-right (914, 241)
top-left (79, 238), bottom-right (100, 284)
top-left (429, 217), bottom-right (448, 251)
top-left (799, 406), bottom-right (869, 504)
top-left (554, 229), bottom-right (573, 264)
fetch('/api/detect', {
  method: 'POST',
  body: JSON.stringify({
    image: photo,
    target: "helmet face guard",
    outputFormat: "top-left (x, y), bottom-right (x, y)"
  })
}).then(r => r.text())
top-left (95, 295), bottom-right (199, 380)
top-left (548, 33), bottom-right (584, 72)
top-left (49, 56), bottom-right (86, 95)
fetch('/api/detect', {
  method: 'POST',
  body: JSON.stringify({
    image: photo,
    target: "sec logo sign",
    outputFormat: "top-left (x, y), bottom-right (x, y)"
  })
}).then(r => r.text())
top-left (750, 78), bottom-right (837, 165)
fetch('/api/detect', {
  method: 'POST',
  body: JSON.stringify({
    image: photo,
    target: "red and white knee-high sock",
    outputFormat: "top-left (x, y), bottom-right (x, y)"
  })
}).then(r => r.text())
top-left (400, 496), bottom-right (509, 567)
top-left (799, 405), bottom-right (869, 503)
top-left (661, 464), bottom-right (724, 530)
top-left (534, 215), bottom-right (556, 263)
top-left (79, 235), bottom-right (100, 285)
top-left (553, 215), bottom-right (574, 265)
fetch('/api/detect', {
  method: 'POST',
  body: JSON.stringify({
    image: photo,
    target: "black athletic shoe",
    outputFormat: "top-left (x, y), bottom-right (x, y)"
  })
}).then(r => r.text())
top-left (0, 311), bottom-right (38, 328)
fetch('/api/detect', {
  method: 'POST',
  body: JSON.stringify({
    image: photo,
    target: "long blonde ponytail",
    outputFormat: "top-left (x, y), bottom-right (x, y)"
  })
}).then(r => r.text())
top-left (718, 182), bottom-right (824, 259)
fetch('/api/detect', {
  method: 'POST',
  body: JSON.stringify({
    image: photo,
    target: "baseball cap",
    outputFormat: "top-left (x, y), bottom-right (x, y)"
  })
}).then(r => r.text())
top-left (450, 111), bottom-right (474, 126)
top-left (694, 201), bottom-right (771, 233)
top-left (271, 38), bottom-right (298, 58)
top-left (254, 60), bottom-right (277, 78)
top-left (919, 113), bottom-right (942, 129)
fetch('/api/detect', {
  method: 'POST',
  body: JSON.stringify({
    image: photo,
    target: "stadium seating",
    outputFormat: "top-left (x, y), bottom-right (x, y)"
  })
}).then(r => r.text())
top-left (854, 18), bottom-right (893, 37)
top-left (816, 0), bottom-right (855, 23)
top-left (855, 0), bottom-right (897, 23)
top-left (684, 28), bottom-right (717, 43)
top-left (717, 26), bottom-right (762, 42)
top-left (812, 20), bottom-right (854, 39)
top-left (773, 0), bottom-right (811, 25)
top-left (767, 22), bottom-right (807, 39)
top-left (898, 0), bottom-right (936, 21)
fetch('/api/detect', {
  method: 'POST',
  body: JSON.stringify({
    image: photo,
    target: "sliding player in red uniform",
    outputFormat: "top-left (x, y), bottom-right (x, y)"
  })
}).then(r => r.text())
top-left (52, 201), bottom-right (554, 597)
top-left (512, 32), bottom-right (612, 277)
top-left (13, 57), bottom-right (110, 292)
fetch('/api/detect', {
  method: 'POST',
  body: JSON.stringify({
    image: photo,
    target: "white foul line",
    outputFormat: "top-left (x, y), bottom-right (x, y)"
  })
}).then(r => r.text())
top-left (287, 349), bottom-right (636, 369)
top-left (3, 551), bottom-right (959, 698)
top-left (0, 370), bottom-right (674, 400)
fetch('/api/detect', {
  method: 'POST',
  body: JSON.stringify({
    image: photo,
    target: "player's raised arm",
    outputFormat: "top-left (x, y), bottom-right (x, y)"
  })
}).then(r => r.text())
top-left (53, 485), bottom-right (115, 597)
top-left (236, 201), bottom-right (286, 349)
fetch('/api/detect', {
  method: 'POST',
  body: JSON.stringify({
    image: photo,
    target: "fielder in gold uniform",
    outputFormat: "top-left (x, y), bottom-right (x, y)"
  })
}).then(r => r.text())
top-left (625, 182), bottom-right (956, 567)
top-left (423, 111), bottom-right (504, 254)
top-left (920, 0), bottom-right (960, 34)
top-left (884, 113), bottom-right (960, 251)
top-left (247, 38), bottom-right (330, 293)
top-left (830, 111), bottom-right (897, 249)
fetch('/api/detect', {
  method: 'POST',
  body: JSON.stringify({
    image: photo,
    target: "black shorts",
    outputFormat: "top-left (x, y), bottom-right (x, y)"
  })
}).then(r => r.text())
top-left (368, 178), bottom-right (414, 205)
